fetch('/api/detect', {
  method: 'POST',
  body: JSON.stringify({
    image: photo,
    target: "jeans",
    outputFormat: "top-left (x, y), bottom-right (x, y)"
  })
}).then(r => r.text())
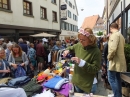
top-left (75, 86), bottom-right (85, 93)
top-left (108, 71), bottom-right (122, 97)
top-left (75, 84), bottom-right (97, 94)
top-left (91, 84), bottom-right (97, 94)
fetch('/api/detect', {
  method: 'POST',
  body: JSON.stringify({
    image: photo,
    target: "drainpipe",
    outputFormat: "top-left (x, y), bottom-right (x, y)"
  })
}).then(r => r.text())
top-left (59, 0), bottom-right (61, 40)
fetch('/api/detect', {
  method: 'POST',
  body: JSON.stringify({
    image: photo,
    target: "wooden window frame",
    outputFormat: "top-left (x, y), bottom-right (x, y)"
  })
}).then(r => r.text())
top-left (23, 0), bottom-right (33, 16)
top-left (52, 11), bottom-right (57, 22)
top-left (0, 0), bottom-right (11, 10)
top-left (40, 7), bottom-right (47, 19)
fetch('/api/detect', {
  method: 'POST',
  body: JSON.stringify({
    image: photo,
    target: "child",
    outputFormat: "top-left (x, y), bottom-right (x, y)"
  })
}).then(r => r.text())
top-left (28, 43), bottom-right (36, 71)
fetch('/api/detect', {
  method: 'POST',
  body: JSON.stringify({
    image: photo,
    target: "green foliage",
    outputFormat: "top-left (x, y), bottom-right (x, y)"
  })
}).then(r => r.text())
top-left (124, 44), bottom-right (130, 72)
top-left (97, 31), bottom-right (103, 36)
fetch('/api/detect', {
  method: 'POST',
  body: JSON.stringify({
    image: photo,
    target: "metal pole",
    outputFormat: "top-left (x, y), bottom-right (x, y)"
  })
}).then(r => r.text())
top-left (107, 0), bottom-right (109, 34)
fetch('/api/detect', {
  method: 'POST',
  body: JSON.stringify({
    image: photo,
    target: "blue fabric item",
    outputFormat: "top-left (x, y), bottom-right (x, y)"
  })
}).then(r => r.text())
top-left (8, 76), bottom-right (30, 86)
top-left (44, 76), bottom-right (68, 90)
top-left (0, 59), bottom-right (9, 78)
top-left (28, 48), bottom-right (36, 61)
top-left (52, 45), bottom-right (65, 51)
top-left (18, 43), bottom-right (28, 54)
top-left (15, 65), bottom-right (26, 78)
top-left (5, 48), bottom-right (11, 61)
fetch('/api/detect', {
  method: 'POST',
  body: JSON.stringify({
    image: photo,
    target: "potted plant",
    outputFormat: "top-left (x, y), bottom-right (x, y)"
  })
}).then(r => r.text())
top-left (97, 31), bottom-right (103, 36)
top-left (122, 44), bottom-right (130, 96)
top-left (124, 44), bottom-right (130, 73)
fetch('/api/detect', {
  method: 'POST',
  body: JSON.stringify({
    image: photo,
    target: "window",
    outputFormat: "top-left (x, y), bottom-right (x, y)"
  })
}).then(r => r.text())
top-left (23, 1), bottom-right (32, 15)
top-left (71, 24), bottom-right (73, 31)
top-left (65, 0), bottom-right (68, 3)
top-left (69, 24), bottom-right (71, 31)
top-left (66, 23), bottom-right (69, 30)
top-left (40, 7), bottom-right (47, 19)
top-left (73, 14), bottom-right (77, 21)
top-left (51, 0), bottom-right (56, 4)
top-left (62, 21), bottom-right (66, 30)
top-left (0, 0), bottom-right (10, 10)
top-left (127, 9), bottom-right (130, 43)
top-left (73, 14), bottom-right (75, 20)
top-left (73, 25), bottom-right (75, 31)
top-left (73, 5), bottom-right (75, 9)
top-left (69, 1), bottom-right (72, 8)
top-left (52, 11), bottom-right (57, 22)
top-left (68, 10), bottom-right (71, 18)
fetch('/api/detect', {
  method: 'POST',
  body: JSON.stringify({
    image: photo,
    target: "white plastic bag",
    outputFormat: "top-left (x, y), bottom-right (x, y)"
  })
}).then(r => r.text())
top-left (48, 52), bottom-right (51, 63)
top-left (33, 89), bottom-right (54, 97)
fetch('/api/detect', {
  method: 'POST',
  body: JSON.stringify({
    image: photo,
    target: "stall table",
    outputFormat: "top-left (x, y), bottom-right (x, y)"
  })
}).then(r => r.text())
top-left (121, 73), bottom-right (130, 84)
top-left (74, 93), bottom-right (106, 97)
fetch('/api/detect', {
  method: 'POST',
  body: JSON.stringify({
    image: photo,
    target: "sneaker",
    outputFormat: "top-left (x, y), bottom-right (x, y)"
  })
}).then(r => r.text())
top-left (108, 94), bottom-right (114, 97)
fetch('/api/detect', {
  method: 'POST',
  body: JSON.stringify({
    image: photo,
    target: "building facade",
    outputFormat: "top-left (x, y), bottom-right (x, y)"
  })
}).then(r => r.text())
top-left (82, 15), bottom-right (105, 37)
top-left (60, 0), bottom-right (78, 41)
top-left (93, 17), bottom-right (105, 36)
top-left (104, 0), bottom-right (130, 43)
top-left (0, 0), bottom-right (61, 42)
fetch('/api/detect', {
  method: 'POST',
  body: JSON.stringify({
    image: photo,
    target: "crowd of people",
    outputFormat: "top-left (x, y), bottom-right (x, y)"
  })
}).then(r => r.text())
top-left (0, 23), bottom-right (126, 97)
top-left (0, 36), bottom-right (80, 77)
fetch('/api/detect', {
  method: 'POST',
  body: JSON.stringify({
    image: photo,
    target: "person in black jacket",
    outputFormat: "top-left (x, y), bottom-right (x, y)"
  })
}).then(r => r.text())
top-left (102, 36), bottom-right (111, 89)
top-left (103, 37), bottom-right (109, 66)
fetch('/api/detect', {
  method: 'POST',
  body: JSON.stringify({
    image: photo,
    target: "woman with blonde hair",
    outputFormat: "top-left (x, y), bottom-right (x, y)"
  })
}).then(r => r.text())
top-left (52, 41), bottom-right (64, 51)
top-left (8, 44), bottom-right (29, 71)
top-left (63, 28), bottom-right (101, 93)
top-left (0, 47), bottom-right (10, 78)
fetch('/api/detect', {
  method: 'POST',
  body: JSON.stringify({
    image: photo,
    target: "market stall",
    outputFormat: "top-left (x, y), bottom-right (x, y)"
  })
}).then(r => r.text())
top-left (30, 32), bottom-right (56, 37)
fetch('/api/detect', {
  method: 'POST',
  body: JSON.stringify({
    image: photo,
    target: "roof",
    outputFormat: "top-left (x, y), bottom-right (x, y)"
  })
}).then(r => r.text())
top-left (97, 18), bottom-right (104, 24)
top-left (81, 15), bottom-right (99, 29)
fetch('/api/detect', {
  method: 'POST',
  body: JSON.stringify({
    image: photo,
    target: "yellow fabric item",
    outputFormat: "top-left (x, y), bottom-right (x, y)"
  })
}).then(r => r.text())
top-left (57, 62), bottom-right (63, 68)
top-left (0, 77), bottom-right (12, 84)
top-left (58, 68), bottom-right (63, 73)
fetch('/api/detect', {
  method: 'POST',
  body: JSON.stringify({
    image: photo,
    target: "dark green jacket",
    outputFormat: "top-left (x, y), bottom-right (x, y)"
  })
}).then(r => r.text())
top-left (67, 43), bottom-right (101, 93)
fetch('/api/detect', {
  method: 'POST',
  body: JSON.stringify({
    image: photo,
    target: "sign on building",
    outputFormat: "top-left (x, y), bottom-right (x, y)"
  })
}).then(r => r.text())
top-left (61, 4), bottom-right (67, 20)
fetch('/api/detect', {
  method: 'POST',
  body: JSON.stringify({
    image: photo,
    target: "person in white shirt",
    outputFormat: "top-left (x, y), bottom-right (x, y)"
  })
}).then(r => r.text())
top-left (0, 87), bottom-right (27, 97)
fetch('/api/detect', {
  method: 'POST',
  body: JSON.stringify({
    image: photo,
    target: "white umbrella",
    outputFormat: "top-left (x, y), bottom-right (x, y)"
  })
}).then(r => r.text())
top-left (30, 32), bottom-right (56, 37)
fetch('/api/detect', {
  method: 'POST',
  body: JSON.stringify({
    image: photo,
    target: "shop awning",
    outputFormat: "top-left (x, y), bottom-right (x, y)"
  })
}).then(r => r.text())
top-left (30, 32), bottom-right (56, 37)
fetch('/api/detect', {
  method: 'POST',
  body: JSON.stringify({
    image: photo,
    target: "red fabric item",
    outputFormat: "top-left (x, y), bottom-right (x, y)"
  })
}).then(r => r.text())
top-left (36, 43), bottom-right (46, 57)
top-left (37, 74), bottom-right (47, 81)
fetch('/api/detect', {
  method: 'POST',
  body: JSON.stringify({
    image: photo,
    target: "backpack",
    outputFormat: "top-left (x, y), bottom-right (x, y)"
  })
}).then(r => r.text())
top-left (15, 65), bottom-right (26, 78)
top-left (22, 78), bottom-right (43, 97)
